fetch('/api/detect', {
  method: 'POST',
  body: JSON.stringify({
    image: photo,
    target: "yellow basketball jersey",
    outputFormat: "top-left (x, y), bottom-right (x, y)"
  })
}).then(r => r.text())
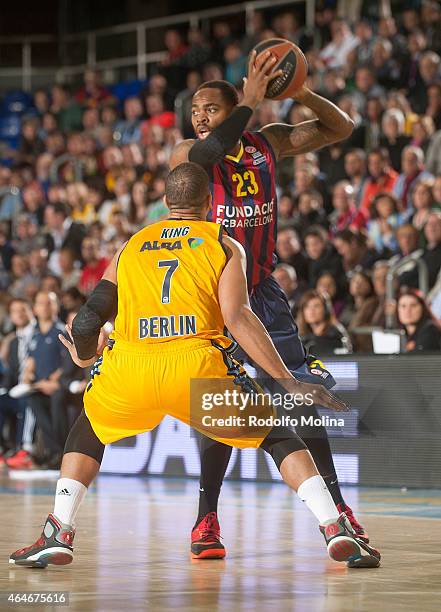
top-left (113, 219), bottom-right (229, 346)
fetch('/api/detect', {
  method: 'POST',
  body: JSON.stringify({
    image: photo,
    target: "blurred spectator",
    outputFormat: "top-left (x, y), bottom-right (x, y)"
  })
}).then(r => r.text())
top-left (79, 237), bottom-right (109, 295)
top-left (66, 182), bottom-right (96, 225)
top-left (397, 289), bottom-right (441, 351)
top-left (59, 248), bottom-right (81, 291)
top-left (367, 192), bottom-right (401, 252)
top-left (224, 41), bottom-right (247, 86)
top-left (426, 129), bottom-right (441, 175)
top-left (315, 271), bottom-right (348, 321)
top-left (426, 83), bottom-right (441, 129)
top-left (347, 270), bottom-right (378, 352)
top-left (399, 212), bottom-right (441, 289)
top-left (175, 70), bottom-right (202, 138)
top-left (360, 148), bottom-right (399, 215)
top-left (276, 227), bottom-right (308, 284)
top-left (145, 94), bottom-right (176, 130)
top-left (303, 226), bottom-right (344, 287)
top-left (113, 97), bottom-right (143, 145)
top-left (352, 66), bottom-right (385, 113)
top-left (370, 38), bottom-right (403, 90)
top-left (363, 96), bottom-right (384, 150)
top-left (344, 148), bottom-right (367, 207)
top-left (12, 214), bottom-right (45, 255)
top-left (23, 292), bottom-right (66, 468)
top-left (292, 190), bottom-right (328, 236)
top-left (393, 145), bottom-right (433, 209)
top-left (410, 115), bottom-right (436, 153)
top-left (17, 118), bottom-right (45, 165)
top-left (33, 89), bottom-right (50, 117)
top-left (75, 70), bottom-right (112, 108)
top-left (319, 18), bottom-right (359, 69)
top-left (0, 298), bottom-right (36, 468)
top-left (409, 179), bottom-right (439, 235)
top-left (411, 50), bottom-right (440, 114)
top-left (395, 223), bottom-right (420, 260)
top-left (179, 28), bottom-right (211, 71)
top-left (379, 109), bottom-right (410, 172)
top-left (277, 193), bottom-right (296, 230)
top-left (163, 29), bottom-right (189, 64)
top-left (297, 290), bottom-right (351, 355)
top-left (370, 260), bottom-right (391, 327)
top-left (272, 263), bottom-right (302, 314)
top-left (44, 202), bottom-right (86, 275)
top-left (211, 21), bottom-right (235, 65)
top-left (334, 229), bottom-right (381, 276)
top-left (50, 85), bottom-right (82, 132)
top-left (421, 1), bottom-right (441, 54)
top-left (328, 181), bottom-right (367, 235)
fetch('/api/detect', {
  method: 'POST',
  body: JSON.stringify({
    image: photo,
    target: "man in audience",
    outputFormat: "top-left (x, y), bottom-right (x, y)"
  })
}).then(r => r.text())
top-left (0, 299), bottom-right (36, 469)
top-left (22, 292), bottom-right (66, 469)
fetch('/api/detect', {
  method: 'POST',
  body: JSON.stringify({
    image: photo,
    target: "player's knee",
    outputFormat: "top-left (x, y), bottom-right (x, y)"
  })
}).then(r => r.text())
top-left (260, 432), bottom-right (307, 471)
top-left (64, 410), bottom-right (105, 464)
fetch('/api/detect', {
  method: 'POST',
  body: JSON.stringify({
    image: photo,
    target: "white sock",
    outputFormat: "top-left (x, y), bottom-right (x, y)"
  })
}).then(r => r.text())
top-left (297, 475), bottom-right (340, 524)
top-left (53, 478), bottom-right (87, 527)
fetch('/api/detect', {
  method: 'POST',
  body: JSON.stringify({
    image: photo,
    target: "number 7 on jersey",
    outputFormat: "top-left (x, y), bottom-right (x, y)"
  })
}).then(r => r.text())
top-left (158, 259), bottom-right (179, 304)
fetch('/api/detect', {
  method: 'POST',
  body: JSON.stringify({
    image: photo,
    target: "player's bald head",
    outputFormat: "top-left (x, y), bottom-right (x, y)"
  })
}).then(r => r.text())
top-left (165, 162), bottom-right (210, 211)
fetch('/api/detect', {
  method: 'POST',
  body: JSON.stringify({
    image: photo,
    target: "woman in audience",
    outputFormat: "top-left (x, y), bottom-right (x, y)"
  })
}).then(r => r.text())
top-left (347, 270), bottom-right (379, 352)
top-left (367, 192), bottom-right (402, 253)
top-left (296, 290), bottom-right (352, 355)
top-left (397, 288), bottom-right (441, 352)
top-left (315, 271), bottom-right (348, 322)
top-left (408, 179), bottom-right (439, 240)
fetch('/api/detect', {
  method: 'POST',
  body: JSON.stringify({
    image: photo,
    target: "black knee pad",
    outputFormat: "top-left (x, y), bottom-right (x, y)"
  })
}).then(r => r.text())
top-left (260, 426), bottom-right (307, 470)
top-left (64, 410), bottom-right (105, 464)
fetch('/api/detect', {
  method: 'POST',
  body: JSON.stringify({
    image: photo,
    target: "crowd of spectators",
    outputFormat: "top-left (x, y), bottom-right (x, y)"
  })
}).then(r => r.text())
top-left (1, 0), bottom-right (441, 468)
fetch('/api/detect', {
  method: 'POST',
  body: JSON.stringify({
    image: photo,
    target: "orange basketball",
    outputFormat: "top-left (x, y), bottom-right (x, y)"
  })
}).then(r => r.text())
top-left (252, 38), bottom-right (308, 100)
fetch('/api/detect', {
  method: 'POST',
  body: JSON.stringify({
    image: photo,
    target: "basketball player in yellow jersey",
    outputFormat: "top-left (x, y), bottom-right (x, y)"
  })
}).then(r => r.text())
top-left (10, 163), bottom-right (380, 569)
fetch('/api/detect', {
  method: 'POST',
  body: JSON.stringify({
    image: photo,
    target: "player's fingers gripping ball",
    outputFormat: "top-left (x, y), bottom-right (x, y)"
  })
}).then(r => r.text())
top-left (251, 38), bottom-right (308, 100)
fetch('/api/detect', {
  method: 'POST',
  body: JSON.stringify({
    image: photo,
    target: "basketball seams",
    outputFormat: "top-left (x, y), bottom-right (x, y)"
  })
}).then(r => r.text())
top-left (252, 38), bottom-right (308, 100)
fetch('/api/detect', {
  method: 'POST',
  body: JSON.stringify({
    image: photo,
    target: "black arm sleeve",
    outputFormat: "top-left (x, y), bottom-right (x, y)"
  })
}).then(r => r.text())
top-left (71, 279), bottom-right (118, 360)
top-left (188, 105), bottom-right (253, 170)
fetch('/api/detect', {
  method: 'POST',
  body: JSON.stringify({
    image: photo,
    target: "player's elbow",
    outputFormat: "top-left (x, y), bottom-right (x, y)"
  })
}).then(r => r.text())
top-left (338, 114), bottom-right (354, 140)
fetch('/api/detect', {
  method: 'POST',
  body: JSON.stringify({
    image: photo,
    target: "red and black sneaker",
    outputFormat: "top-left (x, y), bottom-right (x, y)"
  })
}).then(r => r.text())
top-left (337, 503), bottom-right (369, 543)
top-left (320, 513), bottom-right (380, 568)
top-left (6, 450), bottom-right (35, 470)
top-left (9, 514), bottom-right (75, 568)
top-left (191, 512), bottom-right (225, 559)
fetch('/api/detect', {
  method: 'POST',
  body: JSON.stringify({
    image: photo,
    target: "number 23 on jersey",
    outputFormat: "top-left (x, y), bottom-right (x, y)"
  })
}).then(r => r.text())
top-left (232, 170), bottom-right (259, 198)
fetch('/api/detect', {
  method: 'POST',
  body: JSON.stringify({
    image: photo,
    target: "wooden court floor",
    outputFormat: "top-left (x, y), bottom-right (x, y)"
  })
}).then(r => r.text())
top-left (1, 474), bottom-right (440, 612)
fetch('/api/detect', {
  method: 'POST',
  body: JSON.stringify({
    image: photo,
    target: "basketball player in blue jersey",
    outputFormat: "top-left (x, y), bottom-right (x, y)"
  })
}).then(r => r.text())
top-left (170, 50), bottom-right (371, 561)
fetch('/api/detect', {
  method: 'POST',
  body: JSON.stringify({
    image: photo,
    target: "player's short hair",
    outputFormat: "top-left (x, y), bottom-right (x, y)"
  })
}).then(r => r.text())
top-left (165, 162), bottom-right (210, 210)
top-left (195, 80), bottom-right (239, 106)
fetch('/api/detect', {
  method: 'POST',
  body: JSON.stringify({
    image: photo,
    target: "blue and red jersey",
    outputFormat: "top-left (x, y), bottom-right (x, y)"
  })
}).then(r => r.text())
top-left (207, 131), bottom-right (278, 290)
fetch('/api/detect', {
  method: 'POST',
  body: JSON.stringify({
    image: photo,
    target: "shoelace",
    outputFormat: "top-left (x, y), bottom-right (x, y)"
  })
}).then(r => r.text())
top-left (344, 507), bottom-right (364, 534)
top-left (195, 513), bottom-right (222, 542)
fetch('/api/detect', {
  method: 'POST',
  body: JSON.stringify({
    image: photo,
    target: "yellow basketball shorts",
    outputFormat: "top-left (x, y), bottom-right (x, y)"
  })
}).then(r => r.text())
top-left (83, 338), bottom-right (273, 449)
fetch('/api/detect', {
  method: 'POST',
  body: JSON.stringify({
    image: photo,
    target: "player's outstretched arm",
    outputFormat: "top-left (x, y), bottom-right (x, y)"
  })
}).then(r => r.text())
top-left (218, 236), bottom-right (348, 412)
top-left (169, 51), bottom-right (282, 171)
top-left (260, 85), bottom-right (354, 159)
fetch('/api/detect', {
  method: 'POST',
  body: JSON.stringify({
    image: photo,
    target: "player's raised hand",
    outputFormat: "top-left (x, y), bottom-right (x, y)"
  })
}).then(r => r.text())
top-left (242, 50), bottom-right (283, 109)
top-left (282, 378), bottom-right (349, 412)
